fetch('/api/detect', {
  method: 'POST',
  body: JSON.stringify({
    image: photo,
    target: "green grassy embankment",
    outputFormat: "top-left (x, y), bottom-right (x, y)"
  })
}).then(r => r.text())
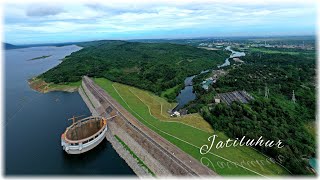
top-left (94, 77), bottom-right (289, 176)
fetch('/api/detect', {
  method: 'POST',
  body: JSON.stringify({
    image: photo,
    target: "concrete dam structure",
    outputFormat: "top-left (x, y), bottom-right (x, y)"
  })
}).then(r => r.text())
top-left (61, 116), bottom-right (108, 154)
top-left (79, 76), bottom-right (217, 176)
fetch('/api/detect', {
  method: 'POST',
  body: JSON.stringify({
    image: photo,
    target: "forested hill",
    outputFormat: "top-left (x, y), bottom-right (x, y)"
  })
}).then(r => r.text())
top-left (3, 43), bottom-right (20, 50)
top-left (189, 49), bottom-right (316, 175)
top-left (40, 40), bottom-right (229, 94)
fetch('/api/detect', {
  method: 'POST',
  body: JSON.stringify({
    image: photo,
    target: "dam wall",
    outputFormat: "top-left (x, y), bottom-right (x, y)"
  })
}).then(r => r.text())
top-left (79, 80), bottom-right (151, 176)
top-left (79, 85), bottom-right (99, 116)
top-left (80, 76), bottom-right (217, 177)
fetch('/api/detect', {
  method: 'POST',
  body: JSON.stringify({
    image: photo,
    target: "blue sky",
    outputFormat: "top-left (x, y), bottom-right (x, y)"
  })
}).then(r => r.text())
top-left (4, 0), bottom-right (317, 45)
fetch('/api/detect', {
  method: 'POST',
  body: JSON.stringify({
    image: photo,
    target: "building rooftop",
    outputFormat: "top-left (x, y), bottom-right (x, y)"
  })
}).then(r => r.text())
top-left (215, 90), bottom-right (254, 105)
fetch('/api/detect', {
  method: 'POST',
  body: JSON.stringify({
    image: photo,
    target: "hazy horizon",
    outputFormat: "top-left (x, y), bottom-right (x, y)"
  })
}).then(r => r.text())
top-left (4, 34), bottom-right (316, 46)
top-left (4, 0), bottom-right (317, 44)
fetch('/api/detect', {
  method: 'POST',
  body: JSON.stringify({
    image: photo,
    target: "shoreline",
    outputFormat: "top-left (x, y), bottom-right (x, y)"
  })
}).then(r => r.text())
top-left (28, 77), bottom-right (145, 176)
top-left (28, 77), bottom-right (80, 93)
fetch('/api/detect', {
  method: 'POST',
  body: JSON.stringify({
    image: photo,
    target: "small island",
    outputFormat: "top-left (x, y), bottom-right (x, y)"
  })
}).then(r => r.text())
top-left (28, 55), bottom-right (51, 61)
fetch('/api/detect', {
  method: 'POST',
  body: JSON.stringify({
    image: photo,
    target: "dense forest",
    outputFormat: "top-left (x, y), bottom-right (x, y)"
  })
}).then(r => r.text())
top-left (187, 50), bottom-right (316, 174)
top-left (40, 40), bottom-right (229, 95)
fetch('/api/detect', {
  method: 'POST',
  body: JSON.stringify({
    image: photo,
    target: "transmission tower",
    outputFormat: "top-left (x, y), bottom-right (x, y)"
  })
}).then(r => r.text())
top-left (265, 85), bottom-right (269, 99)
top-left (292, 90), bottom-right (296, 103)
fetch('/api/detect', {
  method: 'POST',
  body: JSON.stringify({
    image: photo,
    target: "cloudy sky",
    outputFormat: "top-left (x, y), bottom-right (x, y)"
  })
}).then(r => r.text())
top-left (4, 0), bottom-right (317, 45)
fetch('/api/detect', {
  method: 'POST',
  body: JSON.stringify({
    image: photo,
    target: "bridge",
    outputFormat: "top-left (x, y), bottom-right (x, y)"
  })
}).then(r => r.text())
top-left (79, 76), bottom-right (217, 176)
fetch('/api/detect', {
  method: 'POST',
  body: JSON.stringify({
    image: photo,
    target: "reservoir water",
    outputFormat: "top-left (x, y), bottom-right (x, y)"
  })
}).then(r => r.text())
top-left (5, 46), bottom-right (134, 175)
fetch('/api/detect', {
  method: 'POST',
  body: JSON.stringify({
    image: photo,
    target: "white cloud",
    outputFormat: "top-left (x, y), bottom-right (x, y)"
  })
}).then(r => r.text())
top-left (26, 5), bottom-right (65, 17)
top-left (3, 0), bottom-right (316, 44)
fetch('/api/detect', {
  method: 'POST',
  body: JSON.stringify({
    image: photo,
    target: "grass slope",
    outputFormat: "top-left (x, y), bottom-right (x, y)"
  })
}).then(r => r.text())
top-left (94, 78), bottom-right (288, 176)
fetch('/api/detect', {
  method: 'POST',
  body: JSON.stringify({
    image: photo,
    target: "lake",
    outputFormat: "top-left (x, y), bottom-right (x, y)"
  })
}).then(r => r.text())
top-left (5, 45), bottom-right (134, 175)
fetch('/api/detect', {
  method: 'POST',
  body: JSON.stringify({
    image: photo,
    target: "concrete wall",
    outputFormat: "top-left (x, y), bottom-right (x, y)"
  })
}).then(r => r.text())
top-left (81, 81), bottom-right (101, 108)
top-left (81, 79), bottom-right (171, 175)
top-left (106, 127), bottom-right (152, 176)
top-left (66, 120), bottom-right (102, 140)
top-left (80, 76), bottom-right (216, 177)
top-left (108, 119), bottom-right (172, 175)
top-left (79, 86), bottom-right (98, 116)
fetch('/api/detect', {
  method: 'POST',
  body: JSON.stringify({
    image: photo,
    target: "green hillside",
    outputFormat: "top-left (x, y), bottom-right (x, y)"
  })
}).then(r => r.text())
top-left (40, 40), bottom-right (229, 95)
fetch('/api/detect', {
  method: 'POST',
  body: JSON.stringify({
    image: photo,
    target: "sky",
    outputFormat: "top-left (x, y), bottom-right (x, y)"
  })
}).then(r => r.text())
top-left (3, 0), bottom-right (318, 45)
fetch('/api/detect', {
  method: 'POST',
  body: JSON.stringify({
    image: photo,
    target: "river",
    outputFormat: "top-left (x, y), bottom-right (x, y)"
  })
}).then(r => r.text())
top-left (5, 45), bottom-right (134, 175)
top-left (173, 46), bottom-right (245, 111)
top-left (218, 46), bottom-right (246, 68)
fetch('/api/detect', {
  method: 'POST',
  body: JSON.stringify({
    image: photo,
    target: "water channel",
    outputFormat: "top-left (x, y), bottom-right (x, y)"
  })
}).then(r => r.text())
top-left (173, 46), bottom-right (246, 111)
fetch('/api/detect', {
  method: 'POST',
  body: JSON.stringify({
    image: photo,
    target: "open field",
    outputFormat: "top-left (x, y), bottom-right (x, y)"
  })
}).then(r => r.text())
top-left (250, 48), bottom-right (299, 55)
top-left (131, 87), bottom-right (214, 133)
top-left (94, 77), bottom-right (289, 176)
top-left (160, 84), bottom-right (180, 99)
top-left (304, 122), bottom-right (316, 138)
top-left (249, 48), bottom-right (314, 55)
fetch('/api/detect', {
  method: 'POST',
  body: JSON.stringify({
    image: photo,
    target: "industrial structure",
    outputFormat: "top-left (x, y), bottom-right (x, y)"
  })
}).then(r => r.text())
top-left (215, 90), bottom-right (254, 105)
top-left (61, 116), bottom-right (108, 154)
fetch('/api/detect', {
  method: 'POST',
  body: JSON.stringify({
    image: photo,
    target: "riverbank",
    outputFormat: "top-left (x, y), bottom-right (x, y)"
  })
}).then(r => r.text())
top-left (28, 77), bottom-right (80, 93)
top-left (173, 46), bottom-right (245, 111)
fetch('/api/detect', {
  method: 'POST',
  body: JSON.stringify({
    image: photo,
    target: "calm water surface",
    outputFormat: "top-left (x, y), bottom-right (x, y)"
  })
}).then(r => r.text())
top-left (5, 45), bottom-right (134, 175)
top-left (174, 46), bottom-right (245, 110)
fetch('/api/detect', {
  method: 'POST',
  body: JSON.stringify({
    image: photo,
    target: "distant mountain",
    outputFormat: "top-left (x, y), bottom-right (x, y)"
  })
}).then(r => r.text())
top-left (3, 43), bottom-right (20, 50)
top-left (3, 42), bottom-right (79, 50)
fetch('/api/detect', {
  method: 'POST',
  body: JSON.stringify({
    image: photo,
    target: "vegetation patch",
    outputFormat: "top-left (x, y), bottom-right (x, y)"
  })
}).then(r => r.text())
top-left (39, 40), bottom-right (229, 95)
top-left (188, 49), bottom-right (315, 175)
top-left (304, 122), bottom-right (316, 138)
top-left (28, 77), bottom-right (80, 93)
top-left (160, 84), bottom-right (184, 103)
top-left (249, 47), bottom-right (314, 56)
top-left (114, 135), bottom-right (155, 176)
